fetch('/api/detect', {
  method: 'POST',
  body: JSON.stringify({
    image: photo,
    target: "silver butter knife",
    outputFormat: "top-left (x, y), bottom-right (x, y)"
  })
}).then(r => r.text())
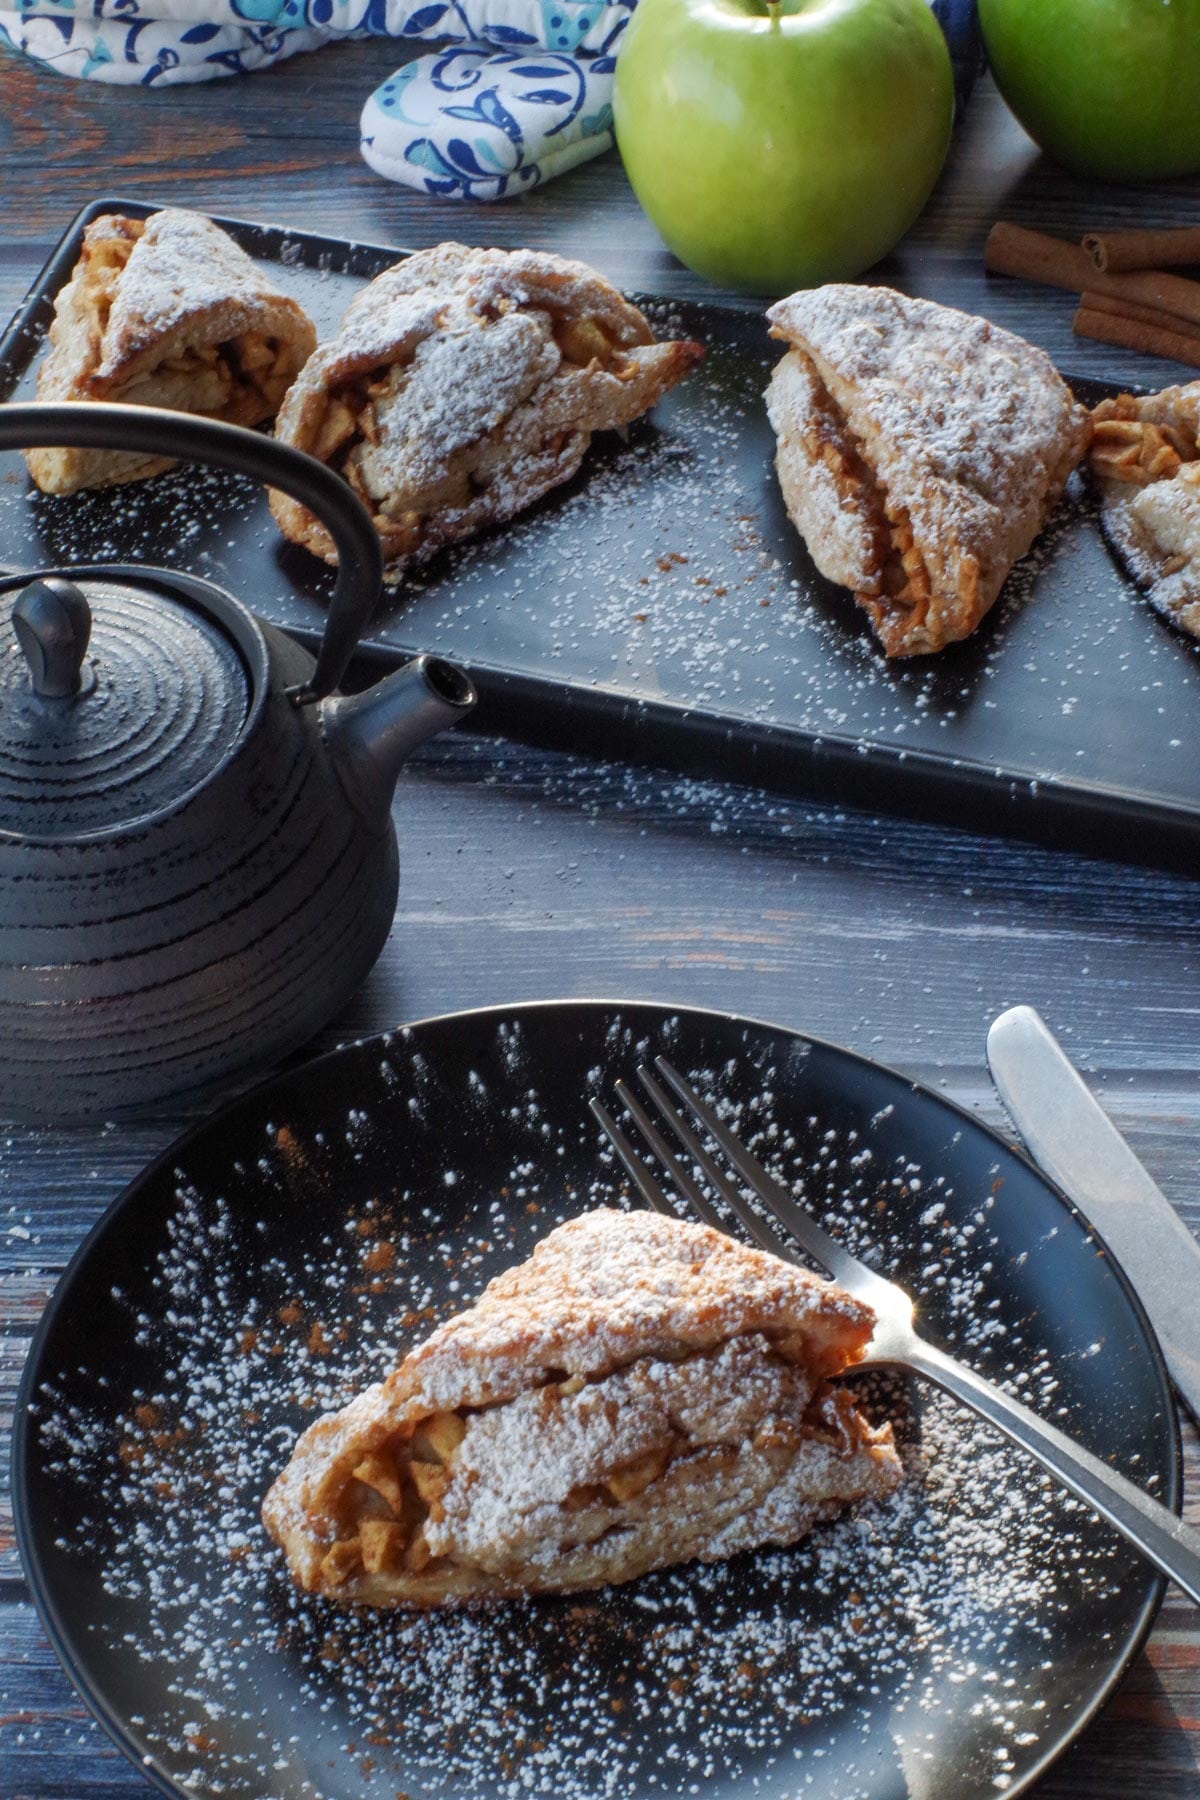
top-left (987, 1004), bottom-right (1200, 1426)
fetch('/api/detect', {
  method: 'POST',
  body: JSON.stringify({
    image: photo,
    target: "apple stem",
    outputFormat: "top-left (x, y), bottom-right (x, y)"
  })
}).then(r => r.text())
top-left (765, 0), bottom-right (782, 16)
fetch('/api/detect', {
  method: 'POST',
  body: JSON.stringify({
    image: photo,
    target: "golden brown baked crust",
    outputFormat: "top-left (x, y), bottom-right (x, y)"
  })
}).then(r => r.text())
top-left (268, 242), bottom-right (704, 579)
top-left (766, 284), bottom-right (1091, 656)
top-left (26, 210), bottom-right (317, 495)
top-left (262, 1207), bottom-right (900, 1608)
top-left (1089, 384), bottom-right (1200, 640)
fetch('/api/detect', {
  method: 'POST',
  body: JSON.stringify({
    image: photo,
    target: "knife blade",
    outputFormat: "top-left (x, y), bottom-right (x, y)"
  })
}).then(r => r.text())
top-left (987, 1004), bottom-right (1200, 1427)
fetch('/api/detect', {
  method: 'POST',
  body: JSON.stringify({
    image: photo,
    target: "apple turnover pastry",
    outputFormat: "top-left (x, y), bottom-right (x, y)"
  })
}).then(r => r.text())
top-left (1089, 383), bottom-right (1200, 640)
top-left (26, 210), bottom-right (317, 495)
top-left (766, 285), bottom-right (1091, 656)
top-left (262, 1207), bottom-right (901, 1608)
top-left (268, 243), bottom-right (703, 577)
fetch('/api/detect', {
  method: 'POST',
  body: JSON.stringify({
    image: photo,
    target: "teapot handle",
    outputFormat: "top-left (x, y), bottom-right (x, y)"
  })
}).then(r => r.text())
top-left (0, 401), bottom-right (383, 702)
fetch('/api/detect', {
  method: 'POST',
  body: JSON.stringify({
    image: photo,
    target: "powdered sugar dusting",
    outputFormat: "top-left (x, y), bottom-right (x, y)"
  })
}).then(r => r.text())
top-left (361, 311), bottom-right (559, 497)
top-left (767, 283), bottom-right (1088, 539)
top-left (765, 284), bottom-right (1090, 656)
top-left (272, 242), bottom-right (700, 576)
top-left (86, 210), bottom-right (310, 379)
top-left (263, 1205), bottom-right (894, 1601)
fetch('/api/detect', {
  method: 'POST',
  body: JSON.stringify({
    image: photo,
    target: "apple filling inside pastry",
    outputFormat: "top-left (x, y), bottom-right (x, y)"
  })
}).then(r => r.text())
top-left (1089, 398), bottom-right (1199, 488)
top-left (263, 1208), bottom-right (901, 1609)
top-left (74, 223), bottom-right (300, 424)
top-left (116, 334), bottom-right (299, 419)
top-left (312, 1334), bottom-right (894, 1605)
top-left (1088, 385), bottom-right (1200, 641)
top-left (269, 242), bottom-right (704, 577)
top-left (27, 208), bottom-right (318, 495)
top-left (316, 314), bottom-right (627, 545)
top-left (765, 284), bottom-right (1090, 656)
top-left (781, 350), bottom-right (940, 634)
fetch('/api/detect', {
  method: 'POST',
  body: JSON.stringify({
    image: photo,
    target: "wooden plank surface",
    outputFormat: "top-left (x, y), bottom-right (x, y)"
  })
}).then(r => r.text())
top-left (1, 35), bottom-right (1199, 1799)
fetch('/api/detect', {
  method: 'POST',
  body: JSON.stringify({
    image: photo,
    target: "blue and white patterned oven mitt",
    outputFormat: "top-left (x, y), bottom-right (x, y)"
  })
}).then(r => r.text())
top-left (360, 29), bottom-right (628, 199)
top-left (0, 0), bottom-right (979, 201)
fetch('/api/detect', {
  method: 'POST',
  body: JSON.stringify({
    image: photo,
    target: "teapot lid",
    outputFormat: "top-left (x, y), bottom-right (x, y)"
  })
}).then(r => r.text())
top-left (0, 570), bottom-right (253, 841)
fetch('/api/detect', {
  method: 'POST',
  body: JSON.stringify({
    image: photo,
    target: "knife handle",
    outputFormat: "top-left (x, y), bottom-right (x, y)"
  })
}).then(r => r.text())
top-left (908, 1338), bottom-right (1199, 1606)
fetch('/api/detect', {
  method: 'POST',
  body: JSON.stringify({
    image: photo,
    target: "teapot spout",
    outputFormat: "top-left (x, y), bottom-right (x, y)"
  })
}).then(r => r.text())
top-left (321, 655), bottom-right (476, 829)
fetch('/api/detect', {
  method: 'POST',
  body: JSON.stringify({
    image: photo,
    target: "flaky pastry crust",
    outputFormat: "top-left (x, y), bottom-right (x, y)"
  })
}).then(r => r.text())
top-left (766, 285), bottom-right (1091, 656)
top-left (268, 242), bottom-right (703, 579)
top-left (26, 210), bottom-right (317, 495)
top-left (1089, 383), bottom-right (1200, 640)
top-left (262, 1208), bottom-right (900, 1608)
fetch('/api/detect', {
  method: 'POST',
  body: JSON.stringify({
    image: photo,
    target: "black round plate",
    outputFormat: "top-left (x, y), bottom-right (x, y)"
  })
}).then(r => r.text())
top-left (14, 1001), bottom-right (1179, 1800)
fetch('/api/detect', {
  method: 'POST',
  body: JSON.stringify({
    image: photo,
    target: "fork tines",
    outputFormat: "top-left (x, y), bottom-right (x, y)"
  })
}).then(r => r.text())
top-left (591, 1056), bottom-right (857, 1279)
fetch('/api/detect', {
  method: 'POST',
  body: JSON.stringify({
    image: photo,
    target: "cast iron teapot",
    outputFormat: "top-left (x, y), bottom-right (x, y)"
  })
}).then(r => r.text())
top-left (0, 402), bottom-right (476, 1122)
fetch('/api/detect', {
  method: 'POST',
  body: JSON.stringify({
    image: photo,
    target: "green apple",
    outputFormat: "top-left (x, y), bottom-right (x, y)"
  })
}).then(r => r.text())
top-left (612, 0), bottom-right (954, 296)
top-left (979, 0), bottom-right (1200, 181)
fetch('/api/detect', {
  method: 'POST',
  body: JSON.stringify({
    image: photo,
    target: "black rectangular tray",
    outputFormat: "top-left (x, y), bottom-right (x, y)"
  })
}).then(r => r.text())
top-left (3, 198), bottom-right (1199, 871)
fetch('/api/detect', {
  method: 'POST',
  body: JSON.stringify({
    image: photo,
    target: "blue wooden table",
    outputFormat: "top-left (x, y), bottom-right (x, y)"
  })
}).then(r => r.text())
top-left (0, 42), bottom-right (1198, 1796)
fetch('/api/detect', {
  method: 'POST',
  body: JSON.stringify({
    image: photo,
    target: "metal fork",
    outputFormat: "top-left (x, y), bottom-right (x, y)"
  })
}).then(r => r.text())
top-left (590, 1056), bottom-right (1200, 1608)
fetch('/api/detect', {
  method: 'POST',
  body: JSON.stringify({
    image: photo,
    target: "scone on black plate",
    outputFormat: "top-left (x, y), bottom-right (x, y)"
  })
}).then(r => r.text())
top-left (262, 1207), bottom-right (900, 1607)
top-left (766, 284), bottom-right (1091, 656)
top-left (269, 243), bottom-right (704, 580)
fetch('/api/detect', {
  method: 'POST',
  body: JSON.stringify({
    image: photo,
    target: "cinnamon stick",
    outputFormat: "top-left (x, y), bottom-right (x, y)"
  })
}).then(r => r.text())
top-left (1083, 227), bottom-right (1200, 273)
top-left (984, 222), bottom-right (1094, 289)
top-left (1073, 300), bottom-right (1200, 370)
top-left (1079, 289), bottom-right (1200, 346)
top-left (985, 222), bottom-right (1200, 330)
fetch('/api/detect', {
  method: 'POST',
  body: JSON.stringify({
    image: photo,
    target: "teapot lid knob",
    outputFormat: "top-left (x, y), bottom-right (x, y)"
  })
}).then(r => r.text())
top-left (13, 577), bottom-right (92, 699)
top-left (1, 571), bottom-right (251, 841)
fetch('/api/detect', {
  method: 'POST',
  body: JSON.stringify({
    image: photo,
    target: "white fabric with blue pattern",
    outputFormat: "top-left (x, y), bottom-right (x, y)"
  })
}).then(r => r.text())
top-left (361, 46), bottom-right (618, 198)
top-left (0, 0), bottom-right (629, 194)
top-left (0, 0), bottom-right (977, 202)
